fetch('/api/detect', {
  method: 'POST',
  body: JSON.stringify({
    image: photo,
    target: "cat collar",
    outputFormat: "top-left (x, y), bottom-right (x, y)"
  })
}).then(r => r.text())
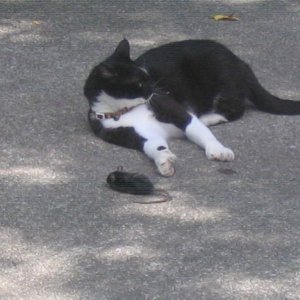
top-left (95, 94), bottom-right (155, 121)
top-left (96, 106), bottom-right (134, 121)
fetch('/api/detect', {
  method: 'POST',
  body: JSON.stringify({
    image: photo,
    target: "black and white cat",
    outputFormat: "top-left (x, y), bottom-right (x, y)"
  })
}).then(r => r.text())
top-left (84, 39), bottom-right (300, 176)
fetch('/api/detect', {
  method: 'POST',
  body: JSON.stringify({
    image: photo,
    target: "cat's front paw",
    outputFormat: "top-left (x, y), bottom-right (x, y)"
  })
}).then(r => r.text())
top-left (155, 150), bottom-right (176, 177)
top-left (205, 142), bottom-right (235, 162)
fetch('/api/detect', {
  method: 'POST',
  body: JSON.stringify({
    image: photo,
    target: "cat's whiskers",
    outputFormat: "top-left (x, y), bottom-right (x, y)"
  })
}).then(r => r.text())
top-left (152, 77), bottom-right (164, 88)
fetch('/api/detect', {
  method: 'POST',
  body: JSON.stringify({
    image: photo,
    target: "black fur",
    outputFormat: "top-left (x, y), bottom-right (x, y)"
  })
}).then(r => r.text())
top-left (149, 93), bottom-right (192, 130)
top-left (84, 39), bottom-right (300, 150)
top-left (107, 170), bottom-right (154, 195)
top-left (88, 109), bottom-right (146, 151)
top-left (135, 39), bottom-right (300, 117)
top-left (106, 168), bottom-right (172, 202)
top-left (157, 146), bottom-right (166, 151)
top-left (84, 39), bottom-right (152, 102)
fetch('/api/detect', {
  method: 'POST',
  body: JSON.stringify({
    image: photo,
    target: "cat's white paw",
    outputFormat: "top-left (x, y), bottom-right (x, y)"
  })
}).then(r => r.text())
top-left (155, 150), bottom-right (176, 177)
top-left (205, 142), bottom-right (235, 161)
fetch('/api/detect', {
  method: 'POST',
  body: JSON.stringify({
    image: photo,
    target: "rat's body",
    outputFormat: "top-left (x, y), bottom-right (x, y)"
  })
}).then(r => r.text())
top-left (106, 168), bottom-right (171, 203)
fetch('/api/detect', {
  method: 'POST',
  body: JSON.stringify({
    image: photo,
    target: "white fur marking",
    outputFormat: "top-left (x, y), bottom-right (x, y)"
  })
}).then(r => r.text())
top-left (102, 105), bottom-right (183, 139)
top-left (143, 139), bottom-right (176, 177)
top-left (205, 142), bottom-right (234, 161)
top-left (185, 115), bottom-right (219, 148)
top-left (139, 66), bottom-right (149, 75)
top-left (199, 113), bottom-right (228, 126)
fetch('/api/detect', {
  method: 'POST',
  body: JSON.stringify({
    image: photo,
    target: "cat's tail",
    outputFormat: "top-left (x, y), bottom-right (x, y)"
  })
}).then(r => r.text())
top-left (246, 65), bottom-right (300, 115)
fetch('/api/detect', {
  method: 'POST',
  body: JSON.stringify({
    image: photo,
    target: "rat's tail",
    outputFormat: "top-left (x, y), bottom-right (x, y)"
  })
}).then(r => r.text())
top-left (134, 189), bottom-right (172, 204)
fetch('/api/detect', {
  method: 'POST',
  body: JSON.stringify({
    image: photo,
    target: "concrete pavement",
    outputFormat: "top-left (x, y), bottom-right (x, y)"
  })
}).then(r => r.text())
top-left (0, 1), bottom-right (299, 299)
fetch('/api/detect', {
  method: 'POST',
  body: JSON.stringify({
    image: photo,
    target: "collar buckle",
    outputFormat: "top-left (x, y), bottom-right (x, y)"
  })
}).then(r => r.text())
top-left (96, 113), bottom-right (105, 120)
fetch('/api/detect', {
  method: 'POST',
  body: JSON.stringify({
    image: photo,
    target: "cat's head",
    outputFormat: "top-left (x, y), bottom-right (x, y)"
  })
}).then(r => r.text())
top-left (84, 39), bottom-right (152, 104)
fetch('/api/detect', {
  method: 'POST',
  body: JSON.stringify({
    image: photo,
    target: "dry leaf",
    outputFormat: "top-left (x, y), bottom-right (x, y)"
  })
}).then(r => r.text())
top-left (32, 20), bottom-right (41, 25)
top-left (211, 14), bottom-right (240, 21)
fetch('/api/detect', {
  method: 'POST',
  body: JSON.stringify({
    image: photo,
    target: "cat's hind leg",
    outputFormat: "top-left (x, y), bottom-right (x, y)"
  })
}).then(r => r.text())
top-left (199, 113), bottom-right (228, 126)
top-left (199, 88), bottom-right (246, 126)
top-left (214, 88), bottom-right (246, 122)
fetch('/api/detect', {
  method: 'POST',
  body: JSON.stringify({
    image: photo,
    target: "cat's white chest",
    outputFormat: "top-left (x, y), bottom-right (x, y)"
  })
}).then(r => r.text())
top-left (101, 104), bottom-right (183, 139)
top-left (101, 104), bottom-right (154, 128)
top-left (92, 92), bottom-right (183, 139)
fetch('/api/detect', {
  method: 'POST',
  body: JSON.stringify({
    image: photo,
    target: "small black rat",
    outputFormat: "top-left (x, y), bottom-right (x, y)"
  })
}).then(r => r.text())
top-left (106, 167), bottom-right (172, 204)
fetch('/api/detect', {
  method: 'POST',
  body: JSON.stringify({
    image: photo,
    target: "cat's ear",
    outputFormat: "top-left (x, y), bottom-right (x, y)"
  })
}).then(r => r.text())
top-left (112, 39), bottom-right (130, 59)
top-left (97, 63), bottom-right (116, 79)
